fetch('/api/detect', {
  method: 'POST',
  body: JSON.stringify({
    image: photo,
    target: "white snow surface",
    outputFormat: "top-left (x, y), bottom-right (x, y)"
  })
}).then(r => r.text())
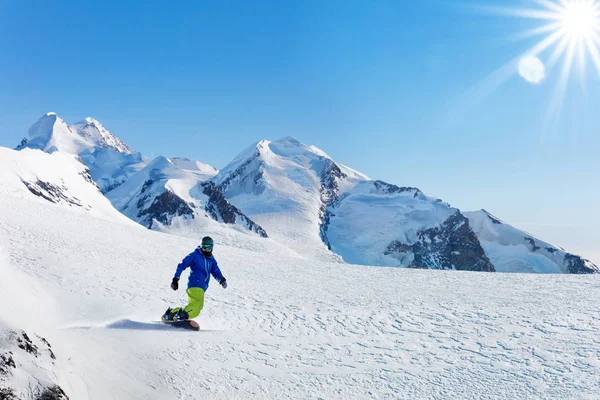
top-left (1, 162), bottom-right (600, 399)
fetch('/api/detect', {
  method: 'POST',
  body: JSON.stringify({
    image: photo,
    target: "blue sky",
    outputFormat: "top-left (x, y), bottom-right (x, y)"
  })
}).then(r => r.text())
top-left (0, 0), bottom-right (598, 262)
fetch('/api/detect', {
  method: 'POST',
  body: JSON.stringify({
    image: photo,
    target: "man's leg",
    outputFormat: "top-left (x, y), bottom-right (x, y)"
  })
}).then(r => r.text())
top-left (182, 288), bottom-right (205, 319)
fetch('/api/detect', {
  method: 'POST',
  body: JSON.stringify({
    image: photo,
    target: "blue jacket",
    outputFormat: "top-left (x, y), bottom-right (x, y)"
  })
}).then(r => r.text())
top-left (174, 247), bottom-right (224, 291)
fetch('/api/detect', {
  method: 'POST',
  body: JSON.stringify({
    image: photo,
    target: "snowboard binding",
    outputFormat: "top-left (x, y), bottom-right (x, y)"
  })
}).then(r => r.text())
top-left (160, 308), bottom-right (200, 331)
top-left (162, 307), bottom-right (189, 322)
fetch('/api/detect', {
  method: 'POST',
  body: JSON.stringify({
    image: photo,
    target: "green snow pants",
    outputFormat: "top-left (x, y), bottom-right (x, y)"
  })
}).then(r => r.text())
top-left (173, 287), bottom-right (205, 319)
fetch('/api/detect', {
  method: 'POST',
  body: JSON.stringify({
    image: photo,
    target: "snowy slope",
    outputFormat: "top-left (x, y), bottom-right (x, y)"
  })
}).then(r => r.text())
top-left (16, 113), bottom-right (147, 193)
top-left (1, 166), bottom-right (600, 399)
top-left (0, 146), bottom-right (139, 225)
top-left (106, 156), bottom-right (266, 236)
top-left (466, 210), bottom-right (599, 274)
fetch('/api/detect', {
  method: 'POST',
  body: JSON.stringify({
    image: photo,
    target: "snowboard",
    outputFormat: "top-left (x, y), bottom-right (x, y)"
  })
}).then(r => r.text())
top-left (160, 319), bottom-right (201, 331)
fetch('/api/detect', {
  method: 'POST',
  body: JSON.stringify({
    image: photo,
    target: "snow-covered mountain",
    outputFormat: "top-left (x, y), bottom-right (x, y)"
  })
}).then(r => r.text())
top-left (212, 138), bottom-right (493, 271)
top-left (16, 113), bottom-right (147, 193)
top-left (211, 137), bottom-right (596, 274)
top-left (212, 137), bottom-right (368, 260)
top-left (324, 181), bottom-right (495, 271)
top-left (69, 117), bottom-right (135, 154)
top-left (10, 114), bottom-right (597, 274)
top-left (466, 210), bottom-right (599, 274)
top-left (106, 156), bottom-right (267, 236)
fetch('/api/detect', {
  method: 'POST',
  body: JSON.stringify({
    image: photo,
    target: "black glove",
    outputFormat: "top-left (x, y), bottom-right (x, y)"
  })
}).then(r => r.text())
top-left (219, 278), bottom-right (227, 289)
top-left (170, 277), bottom-right (179, 291)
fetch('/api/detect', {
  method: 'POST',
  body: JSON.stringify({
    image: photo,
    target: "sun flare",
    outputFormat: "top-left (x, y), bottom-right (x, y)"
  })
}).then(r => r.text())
top-left (494, 0), bottom-right (600, 77)
top-left (560, 0), bottom-right (600, 40)
top-left (469, 1), bottom-right (600, 134)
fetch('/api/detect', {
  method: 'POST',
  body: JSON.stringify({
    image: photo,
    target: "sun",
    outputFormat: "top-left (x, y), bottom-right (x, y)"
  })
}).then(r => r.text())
top-left (560, 0), bottom-right (600, 40)
top-left (462, 1), bottom-right (600, 135)
top-left (489, 0), bottom-right (600, 77)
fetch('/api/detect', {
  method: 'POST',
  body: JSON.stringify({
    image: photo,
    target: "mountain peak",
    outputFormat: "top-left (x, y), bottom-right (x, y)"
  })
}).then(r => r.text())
top-left (82, 117), bottom-right (101, 126)
top-left (17, 113), bottom-right (136, 156)
top-left (147, 155), bottom-right (173, 169)
top-left (71, 117), bottom-right (135, 154)
top-left (16, 112), bottom-right (88, 154)
top-left (171, 157), bottom-right (219, 178)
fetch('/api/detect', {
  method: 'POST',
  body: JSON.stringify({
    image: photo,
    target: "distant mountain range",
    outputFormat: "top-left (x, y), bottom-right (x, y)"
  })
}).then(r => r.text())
top-left (10, 112), bottom-right (599, 274)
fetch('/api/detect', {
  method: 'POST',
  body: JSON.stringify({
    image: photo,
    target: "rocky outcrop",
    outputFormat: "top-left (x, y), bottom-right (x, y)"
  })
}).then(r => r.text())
top-left (202, 182), bottom-right (268, 237)
top-left (319, 161), bottom-right (347, 249)
top-left (564, 254), bottom-right (599, 274)
top-left (77, 166), bottom-right (99, 189)
top-left (373, 180), bottom-right (421, 197)
top-left (524, 237), bottom-right (541, 252)
top-left (385, 212), bottom-right (496, 272)
top-left (0, 328), bottom-right (67, 400)
top-left (137, 190), bottom-right (194, 229)
top-left (21, 180), bottom-right (83, 207)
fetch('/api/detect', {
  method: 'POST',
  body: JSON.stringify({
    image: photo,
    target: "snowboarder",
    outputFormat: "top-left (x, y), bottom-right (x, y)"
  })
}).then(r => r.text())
top-left (162, 236), bottom-right (227, 322)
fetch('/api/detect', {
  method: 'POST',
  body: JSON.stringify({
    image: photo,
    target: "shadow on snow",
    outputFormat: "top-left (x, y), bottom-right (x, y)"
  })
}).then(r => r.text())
top-left (104, 319), bottom-right (174, 330)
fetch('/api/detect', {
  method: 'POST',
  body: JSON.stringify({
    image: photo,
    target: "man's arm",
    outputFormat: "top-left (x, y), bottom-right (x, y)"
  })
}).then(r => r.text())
top-left (210, 258), bottom-right (224, 281)
top-left (211, 259), bottom-right (227, 288)
top-left (174, 252), bottom-right (195, 279)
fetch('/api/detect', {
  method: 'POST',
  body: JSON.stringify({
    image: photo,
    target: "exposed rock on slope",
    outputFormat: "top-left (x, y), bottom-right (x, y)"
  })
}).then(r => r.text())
top-left (0, 326), bottom-right (68, 400)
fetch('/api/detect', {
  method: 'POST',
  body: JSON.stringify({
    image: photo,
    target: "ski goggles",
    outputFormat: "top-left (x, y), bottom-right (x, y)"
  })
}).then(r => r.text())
top-left (201, 244), bottom-right (213, 250)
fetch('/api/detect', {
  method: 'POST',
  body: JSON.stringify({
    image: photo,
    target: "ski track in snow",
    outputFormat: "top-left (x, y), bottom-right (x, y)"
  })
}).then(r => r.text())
top-left (1, 194), bottom-right (600, 399)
